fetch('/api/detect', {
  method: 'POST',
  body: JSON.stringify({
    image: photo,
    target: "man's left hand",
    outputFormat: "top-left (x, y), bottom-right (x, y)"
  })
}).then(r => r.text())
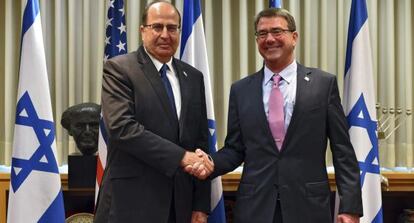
top-left (191, 211), bottom-right (208, 223)
top-left (337, 213), bottom-right (359, 223)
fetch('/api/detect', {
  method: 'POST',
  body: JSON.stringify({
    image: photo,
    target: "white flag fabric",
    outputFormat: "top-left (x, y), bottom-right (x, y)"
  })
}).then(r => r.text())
top-left (180, 1), bottom-right (226, 222)
top-left (341, 0), bottom-right (383, 222)
top-left (95, 0), bottom-right (128, 203)
top-left (7, 0), bottom-right (65, 222)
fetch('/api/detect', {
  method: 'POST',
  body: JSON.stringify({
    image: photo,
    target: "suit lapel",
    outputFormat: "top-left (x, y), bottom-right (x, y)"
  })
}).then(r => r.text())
top-left (173, 59), bottom-right (189, 139)
top-left (137, 47), bottom-right (179, 129)
top-left (283, 64), bottom-right (312, 148)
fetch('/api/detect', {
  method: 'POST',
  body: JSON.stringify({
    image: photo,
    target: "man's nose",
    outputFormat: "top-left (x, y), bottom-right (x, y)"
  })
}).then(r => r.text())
top-left (160, 27), bottom-right (170, 38)
top-left (265, 33), bottom-right (277, 42)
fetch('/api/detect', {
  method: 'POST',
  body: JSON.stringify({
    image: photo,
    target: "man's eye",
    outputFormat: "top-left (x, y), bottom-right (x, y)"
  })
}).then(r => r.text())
top-left (166, 25), bottom-right (178, 31)
top-left (258, 31), bottom-right (268, 36)
top-left (152, 24), bottom-right (163, 31)
top-left (271, 29), bottom-right (282, 34)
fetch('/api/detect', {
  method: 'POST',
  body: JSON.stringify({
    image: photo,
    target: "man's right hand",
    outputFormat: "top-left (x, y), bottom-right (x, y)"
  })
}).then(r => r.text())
top-left (182, 149), bottom-right (214, 180)
top-left (181, 151), bottom-right (208, 178)
top-left (181, 151), bottom-right (204, 167)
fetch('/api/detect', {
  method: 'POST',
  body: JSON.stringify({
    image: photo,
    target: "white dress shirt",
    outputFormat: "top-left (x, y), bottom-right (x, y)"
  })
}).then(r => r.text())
top-left (262, 60), bottom-right (297, 131)
top-left (145, 48), bottom-right (182, 119)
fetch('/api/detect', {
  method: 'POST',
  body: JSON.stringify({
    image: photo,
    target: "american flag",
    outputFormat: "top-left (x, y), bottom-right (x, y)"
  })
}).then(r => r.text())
top-left (96, 0), bottom-right (127, 203)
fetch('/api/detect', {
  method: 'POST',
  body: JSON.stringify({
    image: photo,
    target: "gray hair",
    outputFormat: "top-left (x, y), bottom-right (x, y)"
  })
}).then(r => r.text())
top-left (254, 8), bottom-right (296, 32)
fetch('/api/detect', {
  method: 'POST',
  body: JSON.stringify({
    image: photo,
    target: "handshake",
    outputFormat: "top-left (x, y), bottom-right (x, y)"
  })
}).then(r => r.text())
top-left (181, 149), bottom-right (214, 180)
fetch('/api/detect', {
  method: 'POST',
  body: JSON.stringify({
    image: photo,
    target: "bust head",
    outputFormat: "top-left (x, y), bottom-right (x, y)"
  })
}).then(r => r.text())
top-left (61, 103), bottom-right (100, 155)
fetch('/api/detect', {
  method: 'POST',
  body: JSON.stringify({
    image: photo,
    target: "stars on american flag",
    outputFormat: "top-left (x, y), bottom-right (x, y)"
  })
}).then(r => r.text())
top-left (119, 7), bottom-right (125, 16)
top-left (105, 18), bottom-right (113, 28)
top-left (108, 0), bottom-right (115, 9)
top-left (104, 0), bottom-right (127, 63)
top-left (116, 41), bottom-right (126, 52)
top-left (118, 22), bottom-right (126, 34)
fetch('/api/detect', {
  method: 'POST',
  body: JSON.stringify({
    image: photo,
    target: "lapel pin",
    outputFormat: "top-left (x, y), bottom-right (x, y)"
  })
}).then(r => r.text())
top-left (304, 76), bottom-right (310, 82)
top-left (183, 71), bottom-right (188, 77)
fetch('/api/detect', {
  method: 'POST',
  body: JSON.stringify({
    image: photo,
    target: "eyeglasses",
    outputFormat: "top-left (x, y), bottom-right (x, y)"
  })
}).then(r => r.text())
top-left (143, 23), bottom-right (181, 34)
top-left (255, 28), bottom-right (294, 39)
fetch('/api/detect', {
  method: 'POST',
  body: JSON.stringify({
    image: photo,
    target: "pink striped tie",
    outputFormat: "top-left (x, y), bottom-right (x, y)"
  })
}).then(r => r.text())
top-left (268, 74), bottom-right (285, 150)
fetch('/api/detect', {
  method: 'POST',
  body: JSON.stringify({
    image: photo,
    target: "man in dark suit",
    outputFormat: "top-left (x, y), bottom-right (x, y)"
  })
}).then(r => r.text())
top-left (94, 1), bottom-right (211, 223)
top-left (190, 8), bottom-right (363, 223)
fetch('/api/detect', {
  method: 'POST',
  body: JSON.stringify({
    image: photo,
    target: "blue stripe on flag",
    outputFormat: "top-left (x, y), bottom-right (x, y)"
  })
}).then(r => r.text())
top-left (21, 0), bottom-right (39, 37)
top-left (180, 0), bottom-right (201, 58)
top-left (38, 191), bottom-right (65, 223)
top-left (344, 0), bottom-right (368, 75)
top-left (208, 196), bottom-right (226, 223)
top-left (372, 208), bottom-right (383, 223)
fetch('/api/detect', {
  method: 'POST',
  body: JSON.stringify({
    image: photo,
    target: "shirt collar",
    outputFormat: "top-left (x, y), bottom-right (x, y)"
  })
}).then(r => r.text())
top-left (264, 60), bottom-right (297, 85)
top-left (144, 47), bottom-right (173, 73)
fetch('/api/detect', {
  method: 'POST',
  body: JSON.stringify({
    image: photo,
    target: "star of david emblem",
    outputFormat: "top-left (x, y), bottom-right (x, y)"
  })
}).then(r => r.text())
top-left (208, 119), bottom-right (217, 152)
top-left (10, 91), bottom-right (59, 192)
top-left (347, 94), bottom-right (380, 187)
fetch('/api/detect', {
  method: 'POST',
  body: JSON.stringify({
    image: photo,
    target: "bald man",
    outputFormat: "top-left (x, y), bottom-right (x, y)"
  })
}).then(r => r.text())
top-left (94, 1), bottom-right (211, 222)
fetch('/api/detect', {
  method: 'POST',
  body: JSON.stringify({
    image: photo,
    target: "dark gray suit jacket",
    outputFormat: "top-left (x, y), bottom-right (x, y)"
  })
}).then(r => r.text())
top-left (211, 63), bottom-right (363, 223)
top-left (94, 46), bottom-right (210, 223)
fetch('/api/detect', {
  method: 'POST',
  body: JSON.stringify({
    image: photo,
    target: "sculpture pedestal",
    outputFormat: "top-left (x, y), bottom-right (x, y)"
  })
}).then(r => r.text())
top-left (68, 153), bottom-right (97, 188)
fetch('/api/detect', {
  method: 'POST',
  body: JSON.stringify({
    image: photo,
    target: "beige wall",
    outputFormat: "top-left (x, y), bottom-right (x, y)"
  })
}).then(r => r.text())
top-left (0, 0), bottom-right (413, 169)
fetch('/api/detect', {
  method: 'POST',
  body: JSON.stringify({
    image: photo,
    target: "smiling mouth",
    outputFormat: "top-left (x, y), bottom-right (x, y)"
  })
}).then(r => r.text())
top-left (266, 46), bottom-right (281, 50)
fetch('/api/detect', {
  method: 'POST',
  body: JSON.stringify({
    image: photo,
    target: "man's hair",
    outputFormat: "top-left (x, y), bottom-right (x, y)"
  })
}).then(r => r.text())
top-left (141, 1), bottom-right (181, 26)
top-left (254, 8), bottom-right (296, 32)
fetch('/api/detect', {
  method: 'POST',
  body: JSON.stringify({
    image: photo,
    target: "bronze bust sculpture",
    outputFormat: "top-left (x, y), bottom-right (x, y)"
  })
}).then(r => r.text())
top-left (61, 103), bottom-right (100, 155)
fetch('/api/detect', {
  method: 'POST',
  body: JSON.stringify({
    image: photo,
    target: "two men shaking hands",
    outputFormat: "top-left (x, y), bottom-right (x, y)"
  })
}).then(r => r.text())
top-left (181, 149), bottom-right (214, 180)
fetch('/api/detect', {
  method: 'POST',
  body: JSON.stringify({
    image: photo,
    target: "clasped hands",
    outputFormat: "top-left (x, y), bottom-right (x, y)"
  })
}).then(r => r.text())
top-left (181, 149), bottom-right (214, 180)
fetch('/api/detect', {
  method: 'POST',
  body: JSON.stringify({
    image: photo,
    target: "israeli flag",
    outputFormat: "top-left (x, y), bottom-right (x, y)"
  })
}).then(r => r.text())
top-left (180, 1), bottom-right (226, 222)
top-left (7, 0), bottom-right (65, 222)
top-left (342, 0), bottom-right (383, 222)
